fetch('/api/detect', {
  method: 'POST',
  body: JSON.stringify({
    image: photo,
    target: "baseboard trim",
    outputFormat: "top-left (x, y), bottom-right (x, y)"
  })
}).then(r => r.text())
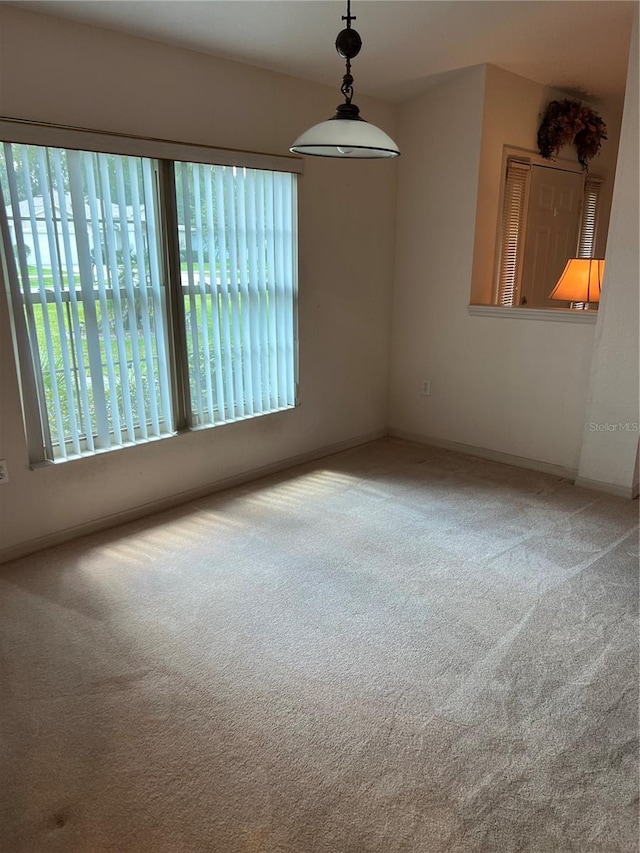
top-left (573, 476), bottom-right (640, 500)
top-left (0, 428), bottom-right (387, 565)
top-left (389, 428), bottom-right (578, 480)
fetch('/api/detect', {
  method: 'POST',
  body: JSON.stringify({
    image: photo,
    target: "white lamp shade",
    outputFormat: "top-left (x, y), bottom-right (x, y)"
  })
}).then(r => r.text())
top-left (290, 118), bottom-right (399, 159)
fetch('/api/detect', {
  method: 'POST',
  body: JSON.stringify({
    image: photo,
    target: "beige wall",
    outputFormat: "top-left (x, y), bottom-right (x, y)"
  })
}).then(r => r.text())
top-left (577, 9), bottom-right (639, 497)
top-left (0, 6), bottom-right (398, 557)
top-left (389, 62), bottom-right (627, 474)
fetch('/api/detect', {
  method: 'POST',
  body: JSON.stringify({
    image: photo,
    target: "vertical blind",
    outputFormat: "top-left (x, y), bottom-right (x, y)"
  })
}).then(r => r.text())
top-left (0, 140), bottom-right (298, 462)
top-left (175, 163), bottom-right (297, 426)
top-left (1, 143), bottom-right (171, 459)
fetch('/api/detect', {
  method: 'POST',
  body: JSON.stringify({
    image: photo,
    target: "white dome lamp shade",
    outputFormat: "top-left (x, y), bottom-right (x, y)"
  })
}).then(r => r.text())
top-left (290, 0), bottom-right (399, 160)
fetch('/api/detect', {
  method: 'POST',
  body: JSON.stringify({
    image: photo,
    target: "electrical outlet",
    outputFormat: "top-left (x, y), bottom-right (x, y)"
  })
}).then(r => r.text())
top-left (0, 460), bottom-right (8, 484)
top-left (421, 379), bottom-right (431, 397)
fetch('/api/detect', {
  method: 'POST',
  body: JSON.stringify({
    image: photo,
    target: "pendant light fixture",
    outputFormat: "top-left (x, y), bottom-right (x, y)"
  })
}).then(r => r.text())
top-left (290, 0), bottom-right (399, 159)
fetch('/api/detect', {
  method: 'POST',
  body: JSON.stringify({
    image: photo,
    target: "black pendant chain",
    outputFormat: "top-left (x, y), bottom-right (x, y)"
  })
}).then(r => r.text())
top-left (335, 0), bottom-right (362, 105)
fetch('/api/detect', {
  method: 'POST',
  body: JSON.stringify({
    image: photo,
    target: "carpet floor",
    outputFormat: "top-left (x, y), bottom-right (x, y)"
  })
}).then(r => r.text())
top-left (0, 438), bottom-right (638, 852)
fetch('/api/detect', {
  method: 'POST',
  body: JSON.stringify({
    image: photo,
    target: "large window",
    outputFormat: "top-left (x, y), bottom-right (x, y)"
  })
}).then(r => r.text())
top-left (0, 127), bottom-right (299, 463)
top-left (175, 161), bottom-right (296, 427)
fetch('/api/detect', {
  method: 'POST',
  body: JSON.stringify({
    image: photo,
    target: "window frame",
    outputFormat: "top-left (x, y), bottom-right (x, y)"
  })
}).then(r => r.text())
top-left (0, 118), bottom-right (303, 466)
top-left (492, 146), bottom-right (602, 309)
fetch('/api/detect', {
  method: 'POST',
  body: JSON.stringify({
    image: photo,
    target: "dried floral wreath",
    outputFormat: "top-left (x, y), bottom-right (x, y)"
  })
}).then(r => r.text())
top-left (537, 99), bottom-right (607, 170)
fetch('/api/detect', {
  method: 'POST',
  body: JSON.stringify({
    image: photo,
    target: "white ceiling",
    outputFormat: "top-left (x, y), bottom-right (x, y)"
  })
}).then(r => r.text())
top-left (7, 1), bottom-right (635, 104)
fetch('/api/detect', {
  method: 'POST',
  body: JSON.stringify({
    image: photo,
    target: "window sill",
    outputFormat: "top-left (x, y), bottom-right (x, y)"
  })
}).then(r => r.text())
top-left (30, 404), bottom-right (298, 469)
top-left (468, 305), bottom-right (598, 324)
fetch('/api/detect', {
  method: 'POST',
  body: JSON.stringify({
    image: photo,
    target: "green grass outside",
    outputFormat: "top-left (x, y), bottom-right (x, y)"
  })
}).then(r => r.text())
top-left (27, 268), bottom-right (255, 447)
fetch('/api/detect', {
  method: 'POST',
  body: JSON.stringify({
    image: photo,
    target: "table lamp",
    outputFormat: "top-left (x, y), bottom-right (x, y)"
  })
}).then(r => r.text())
top-left (549, 258), bottom-right (604, 309)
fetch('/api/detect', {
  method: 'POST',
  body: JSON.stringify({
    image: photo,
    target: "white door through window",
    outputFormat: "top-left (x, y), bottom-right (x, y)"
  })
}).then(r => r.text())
top-left (520, 165), bottom-right (583, 307)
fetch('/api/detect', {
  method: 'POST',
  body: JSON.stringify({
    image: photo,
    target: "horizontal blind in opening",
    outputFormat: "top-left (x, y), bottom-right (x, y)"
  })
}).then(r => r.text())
top-left (176, 163), bottom-right (297, 426)
top-left (496, 160), bottom-right (530, 306)
top-left (577, 176), bottom-right (602, 259)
